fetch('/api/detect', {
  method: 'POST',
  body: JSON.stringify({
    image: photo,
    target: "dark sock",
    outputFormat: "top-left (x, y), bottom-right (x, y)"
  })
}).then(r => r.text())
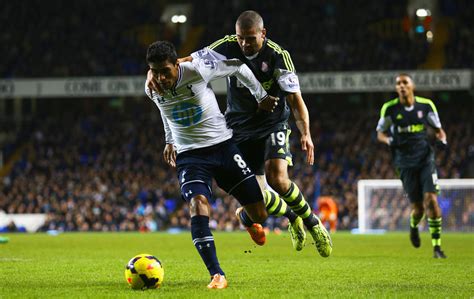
top-left (191, 215), bottom-right (224, 276)
top-left (238, 209), bottom-right (255, 227)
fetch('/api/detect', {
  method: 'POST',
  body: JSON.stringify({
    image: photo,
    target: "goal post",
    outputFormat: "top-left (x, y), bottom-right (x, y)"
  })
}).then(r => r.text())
top-left (357, 179), bottom-right (474, 234)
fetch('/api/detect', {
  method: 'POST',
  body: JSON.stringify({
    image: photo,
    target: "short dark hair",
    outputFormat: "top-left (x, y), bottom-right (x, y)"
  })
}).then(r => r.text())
top-left (146, 41), bottom-right (177, 64)
top-left (396, 73), bottom-right (413, 80)
top-left (236, 10), bottom-right (264, 31)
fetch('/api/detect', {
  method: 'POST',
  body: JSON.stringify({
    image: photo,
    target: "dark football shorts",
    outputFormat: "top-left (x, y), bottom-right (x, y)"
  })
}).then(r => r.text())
top-left (175, 139), bottom-right (263, 206)
top-left (237, 128), bottom-right (293, 175)
top-left (399, 159), bottom-right (440, 203)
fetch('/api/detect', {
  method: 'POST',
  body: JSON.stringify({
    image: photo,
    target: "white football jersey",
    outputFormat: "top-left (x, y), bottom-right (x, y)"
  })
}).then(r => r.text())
top-left (146, 57), bottom-right (268, 153)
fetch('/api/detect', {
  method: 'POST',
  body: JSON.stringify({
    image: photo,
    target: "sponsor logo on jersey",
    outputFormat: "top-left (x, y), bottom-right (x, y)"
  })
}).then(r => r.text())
top-left (262, 79), bottom-right (273, 90)
top-left (417, 110), bottom-right (423, 118)
top-left (396, 113), bottom-right (403, 120)
top-left (261, 61), bottom-right (269, 72)
top-left (172, 102), bottom-right (203, 127)
top-left (397, 124), bottom-right (424, 133)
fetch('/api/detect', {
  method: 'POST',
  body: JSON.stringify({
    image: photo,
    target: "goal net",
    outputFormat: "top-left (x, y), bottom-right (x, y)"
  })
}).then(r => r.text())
top-left (357, 179), bottom-right (474, 233)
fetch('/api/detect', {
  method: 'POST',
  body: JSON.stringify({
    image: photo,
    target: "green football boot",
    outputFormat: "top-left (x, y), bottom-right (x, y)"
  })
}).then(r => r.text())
top-left (309, 222), bottom-right (333, 257)
top-left (288, 217), bottom-right (306, 251)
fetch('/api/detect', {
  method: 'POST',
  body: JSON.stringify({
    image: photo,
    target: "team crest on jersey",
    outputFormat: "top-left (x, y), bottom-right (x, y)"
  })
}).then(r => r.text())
top-left (417, 110), bottom-right (423, 118)
top-left (261, 61), bottom-right (269, 72)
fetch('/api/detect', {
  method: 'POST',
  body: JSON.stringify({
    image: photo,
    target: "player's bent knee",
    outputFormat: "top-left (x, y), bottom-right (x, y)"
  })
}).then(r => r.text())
top-left (423, 193), bottom-right (438, 209)
top-left (190, 195), bottom-right (210, 216)
top-left (412, 202), bottom-right (424, 214)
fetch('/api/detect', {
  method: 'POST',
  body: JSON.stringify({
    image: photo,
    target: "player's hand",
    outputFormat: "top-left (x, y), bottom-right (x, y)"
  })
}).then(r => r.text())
top-left (387, 136), bottom-right (400, 148)
top-left (163, 144), bottom-right (176, 167)
top-left (435, 139), bottom-right (448, 150)
top-left (301, 133), bottom-right (314, 165)
top-left (177, 56), bottom-right (193, 64)
top-left (146, 69), bottom-right (164, 95)
top-left (258, 95), bottom-right (279, 112)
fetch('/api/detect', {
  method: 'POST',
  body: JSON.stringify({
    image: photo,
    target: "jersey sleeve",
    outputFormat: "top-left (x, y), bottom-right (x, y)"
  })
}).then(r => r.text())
top-left (144, 81), bottom-right (174, 144)
top-left (376, 116), bottom-right (392, 132)
top-left (274, 47), bottom-right (296, 73)
top-left (425, 100), bottom-right (442, 129)
top-left (191, 47), bottom-right (227, 62)
top-left (144, 82), bottom-right (153, 100)
top-left (376, 104), bottom-right (393, 132)
top-left (160, 110), bottom-right (174, 144)
top-left (274, 69), bottom-right (301, 93)
top-left (192, 58), bottom-right (268, 102)
top-left (273, 49), bottom-right (301, 93)
top-left (207, 35), bottom-right (234, 56)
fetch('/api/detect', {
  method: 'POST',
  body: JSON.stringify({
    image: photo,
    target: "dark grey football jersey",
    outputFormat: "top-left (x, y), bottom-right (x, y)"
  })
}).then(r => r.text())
top-left (204, 36), bottom-right (300, 142)
top-left (376, 96), bottom-right (442, 168)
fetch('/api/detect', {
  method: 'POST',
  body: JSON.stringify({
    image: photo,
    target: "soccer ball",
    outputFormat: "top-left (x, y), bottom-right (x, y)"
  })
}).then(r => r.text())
top-left (125, 254), bottom-right (164, 290)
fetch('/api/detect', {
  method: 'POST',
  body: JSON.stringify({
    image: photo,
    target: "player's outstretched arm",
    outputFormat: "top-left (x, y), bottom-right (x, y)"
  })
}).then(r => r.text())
top-left (286, 92), bottom-right (314, 165)
top-left (193, 58), bottom-right (275, 109)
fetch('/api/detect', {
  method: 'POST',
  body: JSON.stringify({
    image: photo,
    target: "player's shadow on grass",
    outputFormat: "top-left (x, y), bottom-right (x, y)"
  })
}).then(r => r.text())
top-left (3, 280), bottom-right (124, 289)
top-left (5, 279), bottom-right (211, 290)
top-left (162, 279), bottom-right (205, 289)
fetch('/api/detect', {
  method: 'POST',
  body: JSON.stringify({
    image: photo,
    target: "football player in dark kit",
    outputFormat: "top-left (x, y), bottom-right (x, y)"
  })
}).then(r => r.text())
top-left (193, 10), bottom-right (332, 256)
top-left (376, 73), bottom-right (448, 258)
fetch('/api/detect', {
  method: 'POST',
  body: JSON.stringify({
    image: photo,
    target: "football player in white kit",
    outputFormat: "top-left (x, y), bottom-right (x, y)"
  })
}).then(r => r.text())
top-left (145, 41), bottom-right (278, 289)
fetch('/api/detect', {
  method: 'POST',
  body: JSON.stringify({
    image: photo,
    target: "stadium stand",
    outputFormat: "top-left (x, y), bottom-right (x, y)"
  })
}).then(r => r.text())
top-left (2, 0), bottom-right (472, 78)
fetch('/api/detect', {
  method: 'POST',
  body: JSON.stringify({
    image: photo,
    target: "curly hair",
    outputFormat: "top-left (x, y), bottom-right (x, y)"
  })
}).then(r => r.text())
top-left (146, 41), bottom-right (177, 64)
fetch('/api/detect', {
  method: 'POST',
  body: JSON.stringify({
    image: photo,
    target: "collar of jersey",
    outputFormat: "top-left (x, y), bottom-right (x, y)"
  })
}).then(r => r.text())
top-left (171, 63), bottom-right (183, 91)
top-left (244, 38), bottom-right (268, 60)
top-left (245, 52), bottom-right (259, 60)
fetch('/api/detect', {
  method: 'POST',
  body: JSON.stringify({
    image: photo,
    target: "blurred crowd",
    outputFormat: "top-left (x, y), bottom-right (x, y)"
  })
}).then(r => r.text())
top-left (367, 187), bottom-right (473, 232)
top-left (1, 0), bottom-right (473, 78)
top-left (1, 96), bottom-right (472, 232)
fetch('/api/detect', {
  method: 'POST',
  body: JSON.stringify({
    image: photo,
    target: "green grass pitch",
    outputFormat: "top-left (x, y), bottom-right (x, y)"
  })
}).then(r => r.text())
top-left (0, 232), bottom-right (472, 298)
